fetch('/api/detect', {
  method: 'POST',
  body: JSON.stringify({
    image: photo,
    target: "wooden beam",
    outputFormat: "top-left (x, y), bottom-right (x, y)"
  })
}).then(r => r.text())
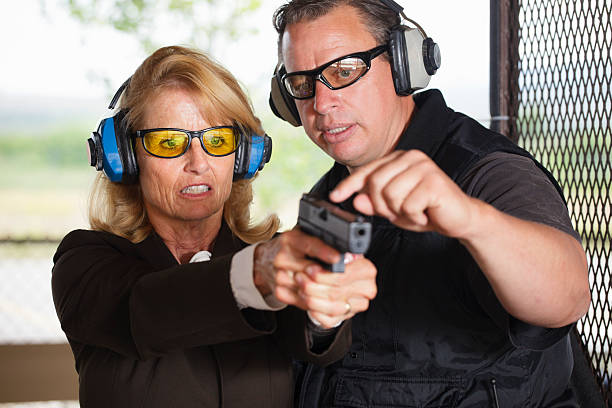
top-left (0, 343), bottom-right (78, 403)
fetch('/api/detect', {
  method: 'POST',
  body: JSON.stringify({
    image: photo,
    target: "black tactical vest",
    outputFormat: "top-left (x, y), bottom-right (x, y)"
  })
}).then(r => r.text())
top-left (295, 90), bottom-right (577, 408)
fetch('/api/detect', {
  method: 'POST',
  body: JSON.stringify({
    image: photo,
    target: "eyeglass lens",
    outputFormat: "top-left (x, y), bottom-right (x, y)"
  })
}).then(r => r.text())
top-left (284, 57), bottom-right (368, 99)
top-left (142, 127), bottom-right (238, 158)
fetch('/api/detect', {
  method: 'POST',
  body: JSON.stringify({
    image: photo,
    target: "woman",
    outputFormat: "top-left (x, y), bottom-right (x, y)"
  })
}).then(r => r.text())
top-left (52, 46), bottom-right (377, 407)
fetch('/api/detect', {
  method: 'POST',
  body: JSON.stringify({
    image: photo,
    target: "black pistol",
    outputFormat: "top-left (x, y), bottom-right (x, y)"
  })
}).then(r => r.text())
top-left (297, 193), bottom-right (372, 272)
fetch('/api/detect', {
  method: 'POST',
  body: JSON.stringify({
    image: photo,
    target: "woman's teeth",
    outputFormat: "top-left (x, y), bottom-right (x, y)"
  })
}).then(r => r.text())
top-left (328, 126), bottom-right (349, 134)
top-left (182, 185), bottom-right (210, 194)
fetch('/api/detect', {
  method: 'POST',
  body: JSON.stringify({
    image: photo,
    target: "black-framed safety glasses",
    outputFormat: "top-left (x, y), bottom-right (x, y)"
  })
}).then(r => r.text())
top-left (281, 44), bottom-right (388, 100)
top-left (134, 126), bottom-right (241, 158)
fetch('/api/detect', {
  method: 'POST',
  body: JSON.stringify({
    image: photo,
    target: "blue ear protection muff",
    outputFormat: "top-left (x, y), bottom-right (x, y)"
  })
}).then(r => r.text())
top-left (87, 79), bottom-right (138, 184)
top-left (233, 131), bottom-right (273, 180)
top-left (269, 0), bottom-right (441, 125)
top-left (88, 78), bottom-right (273, 183)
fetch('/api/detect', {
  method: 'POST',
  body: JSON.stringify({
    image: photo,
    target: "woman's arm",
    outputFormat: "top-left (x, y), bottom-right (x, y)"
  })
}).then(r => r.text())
top-left (52, 230), bottom-right (278, 360)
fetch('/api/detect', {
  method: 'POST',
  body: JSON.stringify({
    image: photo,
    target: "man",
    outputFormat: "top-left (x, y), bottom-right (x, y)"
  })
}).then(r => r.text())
top-left (267, 0), bottom-right (591, 406)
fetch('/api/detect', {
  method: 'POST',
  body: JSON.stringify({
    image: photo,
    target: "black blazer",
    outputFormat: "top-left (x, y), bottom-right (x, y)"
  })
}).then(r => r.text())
top-left (52, 223), bottom-right (351, 407)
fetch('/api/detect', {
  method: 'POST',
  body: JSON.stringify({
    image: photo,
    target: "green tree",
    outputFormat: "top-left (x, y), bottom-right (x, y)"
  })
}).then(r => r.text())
top-left (46, 0), bottom-right (262, 53)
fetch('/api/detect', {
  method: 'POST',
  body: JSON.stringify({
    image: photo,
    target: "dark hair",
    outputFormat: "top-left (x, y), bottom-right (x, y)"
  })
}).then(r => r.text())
top-left (272, 0), bottom-right (400, 60)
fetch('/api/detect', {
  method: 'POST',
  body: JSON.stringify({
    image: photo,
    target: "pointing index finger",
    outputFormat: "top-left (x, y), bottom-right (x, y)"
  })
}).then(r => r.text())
top-left (329, 152), bottom-right (399, 203)
top-left (329, 171), bottom-right (368, 203)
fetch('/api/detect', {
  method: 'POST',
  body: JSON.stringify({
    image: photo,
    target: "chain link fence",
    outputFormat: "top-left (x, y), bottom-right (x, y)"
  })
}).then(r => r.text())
top-left (0, 241), bottom-right (65, 345)
top-left (503, 0), bottom-right (612, 403)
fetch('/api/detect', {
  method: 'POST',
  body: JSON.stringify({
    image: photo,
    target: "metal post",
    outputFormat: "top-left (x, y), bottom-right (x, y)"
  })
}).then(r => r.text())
top-left (490, 0), bottom-right (519, 142)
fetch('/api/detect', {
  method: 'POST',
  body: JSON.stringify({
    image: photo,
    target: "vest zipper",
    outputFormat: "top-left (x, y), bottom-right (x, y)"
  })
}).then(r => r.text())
top-left (490, 378), bottom-right (500, 408)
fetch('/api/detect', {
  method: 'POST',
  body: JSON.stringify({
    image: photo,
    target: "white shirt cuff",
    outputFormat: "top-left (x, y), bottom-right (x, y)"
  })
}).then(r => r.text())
top-left (230, 244), bottom-right (286, 311)
top-left (307, 311), bottom-right (343, 328)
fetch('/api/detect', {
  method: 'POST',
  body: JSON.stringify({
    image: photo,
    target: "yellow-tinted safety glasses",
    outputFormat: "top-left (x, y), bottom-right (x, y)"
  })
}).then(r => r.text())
top-left (134, 126), bottom-right (241, 158)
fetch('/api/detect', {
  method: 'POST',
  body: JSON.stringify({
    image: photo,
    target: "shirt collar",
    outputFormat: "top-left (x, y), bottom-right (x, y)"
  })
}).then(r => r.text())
top-left (395, 89), bottom-right (453, 159)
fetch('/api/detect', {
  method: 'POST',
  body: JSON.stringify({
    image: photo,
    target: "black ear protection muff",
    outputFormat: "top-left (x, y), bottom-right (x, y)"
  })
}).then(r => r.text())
top-left (270, 62), bottom-right (302, 127)
top-left (269, 0), bottom-right (441, 125)
top-left (88, 78), bottom-right (273, 184)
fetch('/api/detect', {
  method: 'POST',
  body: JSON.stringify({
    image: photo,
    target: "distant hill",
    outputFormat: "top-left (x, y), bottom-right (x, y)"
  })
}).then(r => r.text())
top-left (0, 93), bottom-right (106, 133)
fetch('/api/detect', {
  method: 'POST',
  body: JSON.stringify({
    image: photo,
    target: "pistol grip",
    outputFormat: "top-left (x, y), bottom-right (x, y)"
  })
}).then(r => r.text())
top-left (309, 254), bottom-right (345, 273)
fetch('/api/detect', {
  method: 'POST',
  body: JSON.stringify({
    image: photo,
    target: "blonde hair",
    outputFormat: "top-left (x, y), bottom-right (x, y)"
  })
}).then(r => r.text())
top-left (88, 45), bottom-right (279, 244)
